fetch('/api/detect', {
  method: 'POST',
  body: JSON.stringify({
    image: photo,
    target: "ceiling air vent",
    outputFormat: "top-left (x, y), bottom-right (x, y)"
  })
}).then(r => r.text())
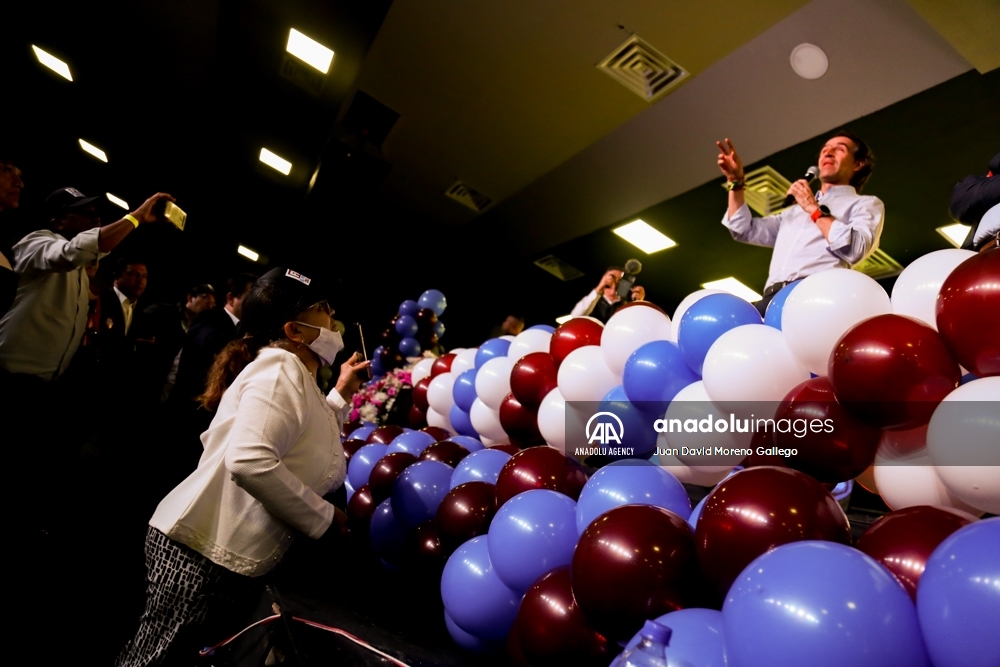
top-left (597, 35), bottom-right (689, 102)
top-left (280, 54), bottom-right (325, 96)
top-left (534, 255), bottom-right (585, 281)
top-left (854, 248), bottom-right (903, 280)
top-left (721, 166), bottom-right (794, 217)
top-left (446, 181), bottom-right (492, 213)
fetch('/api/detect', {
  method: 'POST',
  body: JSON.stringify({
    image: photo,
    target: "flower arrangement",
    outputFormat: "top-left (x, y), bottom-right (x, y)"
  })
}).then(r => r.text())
top-left (349, 365), bottom-right (414, 425)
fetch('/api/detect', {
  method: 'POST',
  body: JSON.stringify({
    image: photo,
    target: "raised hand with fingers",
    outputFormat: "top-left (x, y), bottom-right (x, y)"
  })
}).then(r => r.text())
top-left (716, 138), bottom-right (745, 182)
top-left (335, 351), bottom-right (371, 401)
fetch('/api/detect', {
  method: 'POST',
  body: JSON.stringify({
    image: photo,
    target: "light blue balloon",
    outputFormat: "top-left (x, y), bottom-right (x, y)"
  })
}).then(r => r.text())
top-left (453, 368), bottom-right (479, 412)
top-left (391, 460), bottom-right (454, 528)
top-left (723, 541), bottom-right (931, 667)
top-left (418, 289), bottom-right (448, 316)
top-left (597, 385), bottom-right (661, 460)
top-left (576, 458), bottom-right (691, 534)
top-left (619, 608), bottom-right (727, 667)
top-left (487, 489), bottom-right (579, 593)
top-left (346, 443), bottom-right (387, 489)
top-left (370, 354), bottom-right (386, 377)
top-left (529, 324), bottom-right (555, 333)
top-left (622, 341), bottom-right (700, 405)
top-left (344, 477), bottom-right (355, 504)
top-left (398, 299), bottom-right (419, 317)
top-left (475, 338), bottom-right (511, 369)
top-left (350, 422), bottom-right (378, 443)
top-left (917, 518), bottom-right (1000, 667)
top-left (369, 498), bottom-right (409, 562)
top-left (450, 405), bottom-right (480, 438)
top-left (447, 435), bottom-right (485, 452)
top-left (398, 337), bottom-right (421, 357)
top-left (451, 448), bottom-right (511, 489)
top-left (687, 495), bottom-right (708, 532)
top-left (433, 320), bottom-right (446, 339)
top-left (444, 611), bottom-right (501, 654)
top-left (395, 314), bottom-right (418, 338)
top-left (677, 293), bottom-right (762, 375)
top-left (385, 430), bottom-right (436, 457)
top-left (764, 279), bottom-right (801, 330)
top-left (441, 536), bottom-right (521, 641)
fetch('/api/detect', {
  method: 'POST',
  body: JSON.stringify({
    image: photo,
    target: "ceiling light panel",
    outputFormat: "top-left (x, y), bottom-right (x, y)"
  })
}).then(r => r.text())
top-left (702, 277), bottom-right (762, 303)
top-left (78, 139), bottom-right (108, 162)
top-left (32, 45), bottom-right (73, 81)
top-left (259, 148), bottom-right (292, 175)
top-left (286, 29), bottom-right (334, 74)
top-left (613, 220), bottom-right (677, 254)
top-left (936, 223), bottom-right (971, 248)
top-left (237, 245), bottom-right (260, 262)
top-left (106, 193), bottom-right (129, 209)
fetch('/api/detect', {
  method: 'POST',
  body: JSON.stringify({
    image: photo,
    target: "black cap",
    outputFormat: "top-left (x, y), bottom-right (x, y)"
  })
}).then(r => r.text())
top-left (240, 267), bottom-right (330, 343)
top-left (44, 187), bottom-right (100, 214)
top-left (189, 283), bottom-right (216, 297)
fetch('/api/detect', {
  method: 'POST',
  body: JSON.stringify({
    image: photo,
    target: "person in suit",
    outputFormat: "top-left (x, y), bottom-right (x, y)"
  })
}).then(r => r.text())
top-left (97, 258), bottom-right (148, 377)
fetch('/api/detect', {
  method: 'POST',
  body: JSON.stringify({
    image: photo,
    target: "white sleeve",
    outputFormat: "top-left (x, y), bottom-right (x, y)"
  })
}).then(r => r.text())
top-left (326, 388), bottom-right (350, 438)
top-left (974, 204), bottom-right (1000, 244)
top-left (12, 228), bottom-right (102, 276)
top-left (722, 202), bottom-right (782, 248)
top-left (826, 196), bottom-right (885, 265)
top-left (571, 291), bottom-right (600, 317)
top-left (224, 356), bottom-right (335, 539)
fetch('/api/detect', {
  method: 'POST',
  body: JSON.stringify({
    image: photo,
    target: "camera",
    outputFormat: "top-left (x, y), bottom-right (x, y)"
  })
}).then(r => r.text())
top-left (615, 259), bottom-right (642, 301)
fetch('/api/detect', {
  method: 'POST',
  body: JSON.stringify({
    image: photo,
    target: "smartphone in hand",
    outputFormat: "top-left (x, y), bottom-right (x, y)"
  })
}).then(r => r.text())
top-left (163, 201), bottom-right (187, 230)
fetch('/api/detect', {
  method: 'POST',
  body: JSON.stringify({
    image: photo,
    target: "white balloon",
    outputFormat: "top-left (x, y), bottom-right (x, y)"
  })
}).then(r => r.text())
top-left (890, 249), bottom-right (976, 330)
top-left (557, 345), bottom-right (620, 402)
top-left (481, 435), bottom-right (511, 447)
top-left (702, 324), bottom-right (810, 412)
top-left (500, 335), bottom-right (516, 342)
top-left (927, 377), bottom-right (1000, 514)
top-left (450, 348), bottom-right (479, 376)
top-left (537, 387), bottom-right (567, 449)
top-left (601, 305), bottom-right (672, 376)
top-left (782, 268), bottom-right (891, 375)
top-left (411, 358), bottom-right (435, 385)
top-left (873, 425), bottom-right (983, 514)
top-left (655, 447), bottom-right (733, 486)
top-left (427, 372), bottom-right (457, 414)
top-left (426, 406), bottom-right (454, 434)
top-left (508, 329), bottom-right (552, 362)
top-left (671, 289), bottom-right (724, 342)
top-left (660, 381), bottom-right (747, 467)
top-left (474, 356), bottom-right (514, 410)
top-left (469, 398), bottom-right (507, 441)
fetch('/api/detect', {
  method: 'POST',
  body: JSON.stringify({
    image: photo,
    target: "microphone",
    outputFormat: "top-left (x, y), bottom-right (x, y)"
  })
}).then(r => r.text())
top-left (616, 259), bottom-right (643, 300)
top-left (624, 259), bottom-right (642, 275)
top-left (781, 166), bottom-right (819, 208)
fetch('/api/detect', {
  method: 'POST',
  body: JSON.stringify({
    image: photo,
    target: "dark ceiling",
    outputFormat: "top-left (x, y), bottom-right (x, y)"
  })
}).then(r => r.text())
top-left (3, 0), bottom-right (998, 350)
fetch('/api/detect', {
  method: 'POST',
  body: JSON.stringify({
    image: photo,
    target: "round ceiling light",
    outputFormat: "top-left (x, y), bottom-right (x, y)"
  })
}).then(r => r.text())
top-left (790, 43), bottom-right (829, 80)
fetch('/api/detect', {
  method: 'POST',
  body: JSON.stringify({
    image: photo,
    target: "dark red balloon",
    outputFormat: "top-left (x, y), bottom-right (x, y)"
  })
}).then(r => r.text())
top-left (516, 566), bottom-right (611, 666)
top-left (495, 447), bottom-right (589, 507)
top-left (550, 318), bottom-right (603, 369)
top-left (412, 377), bottom-right (432, 412)
top-left (346, 484), bottom-right (377, 533)
top-left (436, 482), bottom-right (497, 552)
top-left (829, 314), bottom-right (959, 430)
top-left (408, 405), bottom-right (427, 429)
top-left (572, 505), bottom-right (699, 641)
top-left (774, 377), bottom-right (883, 483)
top-left (378, 346), bottom-right (404, 369)
top-left (368, 452), bottom-right (418, 503)
top-left (499, 393), bottom-right (544, 444)
top-left (401, 520), bottom-right (446, 575)
top-left (365, 425), bottom-right (405, 445)
top-left (856, 505), bottom-right (976, 600)
top-left (695, 467), bottom-right (851, 595)
top-left (342, 438), bottom-right (367, 461)
top-left (380, 327), bottom-right (400, 346)
top-left (342, 421), bottom-right (363, 440)
top-left (489, 444), bottom-right (521, 455)
top-left (936, 249), bottom-right (1000, 376)
top-left (414, 307), bottom-right (438, 330)
top-left (418, 441), bottom-right (470, 467)
top-left (431, 353), bottom-right (455, 378)
top-left (507, 622), bottom-right (532, 667)
top-left (741, 429), bottom-right (787, 469)
top-left (420, 426), bottom-right (452, 442)
top-left (510, 352), bottom-right (558, 410)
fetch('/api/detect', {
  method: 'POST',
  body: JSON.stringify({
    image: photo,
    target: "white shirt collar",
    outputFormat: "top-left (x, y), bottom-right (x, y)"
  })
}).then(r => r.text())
top-left (224, 305), bottom-right (240, 326)
top-left (113, 284), bottom-right (134, 307)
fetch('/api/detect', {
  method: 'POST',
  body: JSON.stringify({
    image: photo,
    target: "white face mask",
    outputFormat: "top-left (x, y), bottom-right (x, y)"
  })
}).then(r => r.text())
top-left (294, 322), bottom-right (344, 366)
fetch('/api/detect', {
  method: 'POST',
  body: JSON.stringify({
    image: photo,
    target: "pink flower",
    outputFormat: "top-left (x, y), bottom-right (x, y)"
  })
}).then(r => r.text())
top-left (386, 387), bottom-right (397, 397)
top-left (349, 409), bottom-right (359, 422)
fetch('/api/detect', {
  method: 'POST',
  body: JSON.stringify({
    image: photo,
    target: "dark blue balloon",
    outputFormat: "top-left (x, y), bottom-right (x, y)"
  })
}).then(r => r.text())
top-left (347, 443), bottom-right (388, 488)
top-left (398, 337), bottom-right (421, 357)
top-left (450, 405), bottom-right (480, 438)
top-left (677, 293), bottom-right (763, 375)
top-left (418, 289), bottom-right (448, 316)
top-left (344, 477), bottom-right (355, 504)
top-left (386, 430), bottom-right (436, 456)
top-left (395, 314), bottom-right (419, 338)
top-left (528, 324), bottom-right (555, 333)
top-left (441, 536), bottom-right (521, 641)
top-left (475, 338), bottom-right (511, 369)
top-left (576, 456), bottom-right (690, 534)
top-left (398, 299), bottom-right (419, 317)
top-left (622, 341), bottom-right (699, 406)
top-left (917, 518), bottom-right (1000, 667)
top-left (724, 541), bottom-right (931, 667)
top-left (959, 372), bottom-right (980, 385)
top-left (370, 354), bottom-right (386, 377)
top-left (453, 368), bottom-right (479, 412)
top-left (687, 494), bottom-right (708, 532)
top-left (433, 320), bottom-right (446, 338)
top-left (597, 385), bottom-right (660, 460)
top-left (763, 279), bottom-right (801, 330)
top-left (369, 498), bottom-right (410, 562)
top-left (444, 611), bottom-right (501, 654)
top-left (391, 460), bottom-right (454, 528)
top-left (451, 448), bottom-right (511, 489)
top-left (349, 422), bottom-right (378, 442)
top-left (620, 608), bottom-right (726, 667)
top-left (448, 435), bottom-right (485, 452)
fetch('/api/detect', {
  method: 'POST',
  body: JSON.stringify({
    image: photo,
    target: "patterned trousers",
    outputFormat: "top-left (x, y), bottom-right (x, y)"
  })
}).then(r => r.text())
top-left (116, 527), bottom-right (258, 666)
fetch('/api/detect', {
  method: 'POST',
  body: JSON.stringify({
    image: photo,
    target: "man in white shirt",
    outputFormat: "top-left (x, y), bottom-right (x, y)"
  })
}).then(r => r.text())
top-left (571, 267), bottom-right (646, 323)
top-left (716, 129), bottom-right (884, 315)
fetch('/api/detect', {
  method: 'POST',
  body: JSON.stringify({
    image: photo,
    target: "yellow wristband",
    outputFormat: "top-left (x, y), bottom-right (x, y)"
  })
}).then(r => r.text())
top-left (124, 214), bottom-right (139, 228)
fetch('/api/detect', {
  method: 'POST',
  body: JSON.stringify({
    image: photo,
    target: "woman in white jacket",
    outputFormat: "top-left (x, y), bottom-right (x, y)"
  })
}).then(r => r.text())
top-left (117, 267), bottom-right (369, 666)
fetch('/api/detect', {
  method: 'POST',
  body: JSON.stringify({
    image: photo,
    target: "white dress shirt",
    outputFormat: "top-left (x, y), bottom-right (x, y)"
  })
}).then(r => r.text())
top-left (571, 290), bottom-right (621, 317)
top-left (722, 185), bottom-right (885, 291)
top-left (150, 347), bottom-right (349, 577)
top-left (113, 285), bottom-right (135, 334)
top-left (0, 228), bottom-right (105, 379)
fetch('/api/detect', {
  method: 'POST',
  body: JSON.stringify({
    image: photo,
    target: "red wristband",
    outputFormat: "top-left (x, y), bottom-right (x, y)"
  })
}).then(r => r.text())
top-left (810, 207), bottom-right (823, 222)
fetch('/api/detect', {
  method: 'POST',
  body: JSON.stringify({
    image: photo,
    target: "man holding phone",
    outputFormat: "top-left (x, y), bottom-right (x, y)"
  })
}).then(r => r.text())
top-left (570, 267), bottom-right (646, 323)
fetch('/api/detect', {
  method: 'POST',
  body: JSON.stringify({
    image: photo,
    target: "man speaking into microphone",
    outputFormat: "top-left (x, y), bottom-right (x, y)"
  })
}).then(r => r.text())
top-left (716, 129), bottom-right (884, 315)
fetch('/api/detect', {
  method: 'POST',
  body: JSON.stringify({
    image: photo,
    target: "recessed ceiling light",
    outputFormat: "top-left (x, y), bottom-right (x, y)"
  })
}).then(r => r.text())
top-left (555, 315), bottom-right (573, 324)
top-left (237, 245), bottom-right (261, 262)
top-left (790, 43), bottom-right (828, 80)
top-left (936, 223), bottom-right (971, 248)
top-left (31, 45), bottom-right (73, 81)
top-left (702, 277), bottom-right (762, 303)
top-left (259, 148), bottom-right (292, 175)
top-left (613, 220), bottom-right (677, 254)
top-left (286, 28), bottom-right (334, 74)
top-left (78, 139), bottom-right (108, 162)
top-left (106, 193), bottom-right (129, 209)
